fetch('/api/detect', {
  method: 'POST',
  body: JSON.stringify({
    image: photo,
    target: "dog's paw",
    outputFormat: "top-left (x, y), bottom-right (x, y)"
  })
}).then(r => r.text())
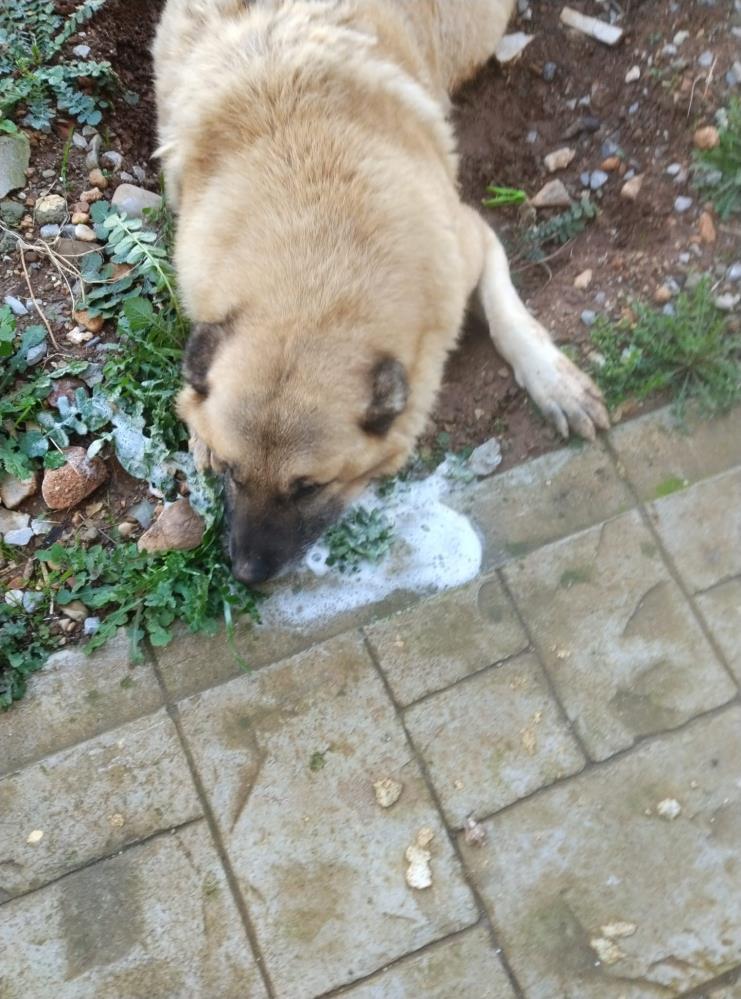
top-left (520, 348), bottom-right (610, 441)
top-left (189, 432), bottom-right (212, 472)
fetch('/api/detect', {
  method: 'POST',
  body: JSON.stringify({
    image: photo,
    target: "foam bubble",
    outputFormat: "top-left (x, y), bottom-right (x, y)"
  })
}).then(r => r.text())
top-left (264, 462), bottom-right (482, 627)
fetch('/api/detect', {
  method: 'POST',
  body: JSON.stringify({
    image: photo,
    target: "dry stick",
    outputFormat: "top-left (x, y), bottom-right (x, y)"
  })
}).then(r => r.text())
top-left (19, 245), bottom-right (60, 349)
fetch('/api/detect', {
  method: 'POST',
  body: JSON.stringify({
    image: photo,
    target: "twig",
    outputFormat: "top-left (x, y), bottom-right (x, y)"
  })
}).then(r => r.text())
top-left (19, 246), bottom-right (60, 349)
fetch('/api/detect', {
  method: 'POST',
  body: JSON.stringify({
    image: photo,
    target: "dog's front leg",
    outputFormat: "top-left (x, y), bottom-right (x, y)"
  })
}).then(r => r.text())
top-left (459, 207), bottom-right (609, 440)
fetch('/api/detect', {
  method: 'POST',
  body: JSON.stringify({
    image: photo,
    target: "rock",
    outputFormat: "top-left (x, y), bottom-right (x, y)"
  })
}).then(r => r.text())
top-left (495, 32), bottom-right (534, 63)
top-left (543, 61), bottom-right (557, 82)
top-left (128, 499), bottom-right (155, 529)
top-left (697, 50), bottom-right (714, 69)
top-left (727, 60), bottom-right (741, 87)
top-left (654, 285), bottom-right (673, 304)
top-left (117, 521), bottom-right (137, 538)
top-left (469, 437), bottom-right (503, 477)
top-left (72, 132), bottom-right (88, 149)
top-left (405, 828), bottom-right (434, 890)
top-left (0, 133), bottom-right (31, 199)
top-left (66, 326), bottom-right (93, 345)
top-left (73, 309), bottom-right (104, 333)
top-left (0, 509), bottom-right (30, 537)
top-left (34, 194), bottom-right (67, 225)
top-left (3, 294), bottom-right (27, 316)
top-left (56, 238), bottom-right (99, 259)
top-left (85, 134), bottom-right (102, 171)
top-left (544, 147), bottom-right (575, 173)
top-left (574, 268), bottom-right (593, 290)
top-left (88, 168), bottom-right (108, 189)
top-left (531, 179), bottom-right (571, 209)
top-left (47, 377), bottom-right (88, 408)
top-left (41, 446), bottom-right (108, 510)
top-left (39, 223), bottom-right (60, 239)
top-left (373, 777), bottom-right (403, 808)
top-left (0, 474), bottom-right (38, 509)
top-left (693, 125), bottom-right (720, 150)
top-left (590, 170), bottom-right (609, 191)
top-left (673, 30), bottom-right (689, 46)
top-left (26, 342), bottom-right (46, 366)
top-left (560, 6), bottom-right (623, 46)
top-left (74, 223), bottom-right (97, 242)
top-left (101, 150), bottom-right (123, 172)
top-left (30, 517), bottom-right (54, 536)
top-left (619, 174), bottom-right (643, 201)
top-left (4, 527), bottom-right (33, 546)
top-left (698, 211), bottom-right (717, 244)
top-left (625, 65), bottom-right (640, 83)
top-left (71, 212), bottom-right (89, 225)
top-left (80, 187), bottom-right (103, 204)
top-left (83, 616), bottom-right (101, 636)
top-left (72, 44), bottom-right (91, 58)
top-left (61, 600), bottom-right (88, 622)
top-left (463, 816), bottom-right (487, 847)
top-left (111, 183), bottom-right (163, 219)
top-left (600, 156), bottom-right (620, 172)
top-left (674, 196), bottom-right (693, 213)
top-left (714, 293), bottom-right (740, 311)
top-left (581, 310), bottom-right (597, 326)
top-left (0, 199), bottom-right (24, 226)
top-left (656, 797), bottom-right (681, 820)
top-left (137, 498), bottom-right (205, 553)
top-left (727, 262), bottom-right (741, 283)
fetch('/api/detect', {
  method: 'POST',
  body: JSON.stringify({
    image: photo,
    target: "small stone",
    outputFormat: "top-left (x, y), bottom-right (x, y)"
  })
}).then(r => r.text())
top-left (544, 147), bottom-right (575, 173)
top-left (88, 168), bottom-right (108, 189)
top-left (56, 238), bottom-right (99, 259)
top-left (25, 343), bottom-right (46, 367)
top-left (697, 50), bottom-right (714, 69)
top-left (41, 446), bottom-right (108, 510)
top-left (85, 134), bottom-right (102, 172)
top-left (590, 170), bottom-right (609, 190)
top-left (373, 777), bottom-right (403, 809)
top-left (698, 212), bottom-right (717, 244)
top-left (117, 521), bottom-right (137, 538)
top-left (72, 44), bottom-right (91, 58)
top-left (463, 816), bottom-right (487, 847)
top-left (66, 326), bottom-right (93, 345)
top-left (654, 285), bottom-right (673, 304)
top-left (405, 829), bottom-right (434, 890)
top-left (625, 65), bottom-right (640, 83)
top-left (531, 179), bottom-right (571, 209)
top-left (714, 293), bottom-right (740, 311)
top-left (469, 437), bottom-right (503, 477)
top-left (560, 6), bottom-right (623, 45)
top-left (693, 125), bottom-right (720, 150)
top-left (0, 199), bottom-right (24, 225)
top-left (0, 133), bottom-right (31, 199)
top-left (70, 211), bottom-right (89, 225)
top-left (61, 600), bottom-right (88, 623)
top-left (581, 310), bottom-right (597, 327)
top-left (72, 132), bottom-right (88, 149)
top-left (3, 294), bottom-right (28, 316)
top-left (590, 936), bottom-right (624, 965)
top-left (495, 32), bottom-right (534, 63)
top-left (574, 269), bottom-right (593, 290)
top-left (601, 921), bottom-right (637, 939)
top-left (0, 509), bottom-right (30, 537)
top-left (80, 187), bottom-right (103, 204)
top-left (727, 262), bottom-right (741, 283)
top-left (137, 498), bottom-right (205, 553)
top-left (727, 61), bottom-right (741, 87)
top-left (4, 527), bottom-right (34, 546)
top-left (22, 590), bottom-right (45, 613)
top-left (673, 30), bottom-right (689, 46)
top-left (26, 829), bottom-right (44, 845)
top-left (101, 150), bottom-right (123, 172)
top-left (656, 797), bottom-right (681, 820)
top-left (73, 309), bottom-right (104, 333)
top-left (600, 156), bottom-right (620, 172)
top-left (674, 196), bottom-right (693, 213)
top-left (74, 223), bottom-right (97, 242)
top-left (0, 474), bottom-right (38, 509)
top-left (39, 223), bottom-right (61, 240)
top-left (665, 163), bottom-right (682, 177)
top-left (31, 517), bottom-right (54, 536)
top-left (111, 183), bottom-right (162, 219)
top-left (128, 499), bottom-right (155, 529)
top-left (543, 62), bottom-right (557, 82)
top-left (34, 193), bottom-right (67, 225)
top-left (83, 616), bottom-right (101, 636)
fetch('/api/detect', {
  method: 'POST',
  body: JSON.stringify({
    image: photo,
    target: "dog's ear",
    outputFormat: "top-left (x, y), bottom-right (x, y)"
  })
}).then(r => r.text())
top-left (361, 356), bottom-right (409, 435)
top-left (182, 322), bottom-right (226, 396)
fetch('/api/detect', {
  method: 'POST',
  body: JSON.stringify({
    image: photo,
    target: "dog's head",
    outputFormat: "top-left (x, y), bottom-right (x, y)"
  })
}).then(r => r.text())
top-left (178, 318), bottom-right (415, 583)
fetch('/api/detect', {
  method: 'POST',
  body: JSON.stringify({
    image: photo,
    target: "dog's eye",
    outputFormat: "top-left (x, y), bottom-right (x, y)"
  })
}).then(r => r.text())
top-left (291, 478), bottom-right (322, 500)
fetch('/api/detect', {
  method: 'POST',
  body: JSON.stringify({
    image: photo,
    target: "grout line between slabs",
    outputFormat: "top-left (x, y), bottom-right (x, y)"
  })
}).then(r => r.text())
top-left (360, 632), bottom-right (527, 999)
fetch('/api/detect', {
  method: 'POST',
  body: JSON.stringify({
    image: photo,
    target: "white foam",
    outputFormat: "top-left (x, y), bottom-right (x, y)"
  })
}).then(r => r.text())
top-left (264, 461), bottom-right (482, 627)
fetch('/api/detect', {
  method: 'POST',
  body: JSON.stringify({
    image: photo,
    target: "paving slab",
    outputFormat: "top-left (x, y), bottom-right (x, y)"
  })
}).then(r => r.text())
top-left (450, 440), bottom-right (630, 570)
top-left (702, 978), bottom-right (741, 999)
top-left (0, 822), bottom-right (267, 999)
top-left (0, 631), bottom-right (162, 777)
top-left (337, 926), bottom-right (516, 998)
top-left (503, 510), bottom-right (735, 761)
top-left (177, 633), bottom-right (478, 999)
top-left (697, 579), bottom-right (741, 683)
top-left (461, 707), bottom-right (741, 999)
top-left (649, 467), bottom-right (741, 593)
top-left (364, 576), bottom-right (527, 705)
top-left (404, 653), bottom-right (584, 826)
top-left (610, 405), bottom-right (741, 501)
top-left (0, 710), bottom-right (201, 897)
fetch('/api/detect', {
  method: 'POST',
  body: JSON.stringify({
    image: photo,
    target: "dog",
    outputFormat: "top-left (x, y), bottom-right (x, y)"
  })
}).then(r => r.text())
top-left (153, 0), bottom-right (609, 584)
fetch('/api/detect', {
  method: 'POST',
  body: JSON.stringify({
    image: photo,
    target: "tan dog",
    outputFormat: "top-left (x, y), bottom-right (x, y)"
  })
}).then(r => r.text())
top-left (153, 0), bottom-right (608, 583)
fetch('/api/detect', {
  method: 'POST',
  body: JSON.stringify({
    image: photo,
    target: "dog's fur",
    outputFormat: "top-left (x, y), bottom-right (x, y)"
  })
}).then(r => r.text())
top-left (153, 0), bottom-right (609, 583)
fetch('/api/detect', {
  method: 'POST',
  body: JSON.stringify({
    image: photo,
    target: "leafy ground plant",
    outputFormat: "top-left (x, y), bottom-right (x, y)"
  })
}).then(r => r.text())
top-left (0, 0), bottom-right (114, 130)
top-left (589, 278), bottom-right (741, 417)
top-left (521, 195), bottom-right (598, 262)
top-left (325, 507), bottom-right (395, 573)
top-left (693, 99), bottom-right (741, 219)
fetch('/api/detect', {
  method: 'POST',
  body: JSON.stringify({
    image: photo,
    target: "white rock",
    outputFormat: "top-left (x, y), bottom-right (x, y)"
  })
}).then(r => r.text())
top-left (714, 293), bottom-right (740, 312)
top-left (74, 223), bottom-right (97, 242)
top-left (469, 437), bottom-right (503, 477)
top-left (373, 778), bottom-right (403, 808)
top-left (4, 589), bottom-right (24, 608)
top-left (4, 295), bottom-right (28, 317)
top-left (531, 179), bottom-right (571, 209)
top-left (560, 7), bottom-right (624, 46)
top-left (4, 527), bottom-right (34, 546)
top-left (590, 936), bottom-right (624, 965)
top-left (101, 150), bottom-right (124, 172)
top-left (674, 196), bottom-right (693, 214)
top-left (0, 474), bottom-right (38, 509)
top-left (544, 147), bottom-right (576, 173)
top-left (111, 183), bottom-right (162, 219)
top-left (405, 828), bottom-right (435, 890)
top-left (601, 921), bottom-right (637, 939)
top-left (574, 268), bottom-right (593, 290)
top-left (657, 797), bottom-right (681, 820)
top-left (72, 44), bottom-right (91, 58)
top-left (673, 30), bottom-right (689, 46)
top-left (625, 65), bottom-right (640, 83)
top-left (66, 326), bottom-right (93, 345)
top-left (0, 509), bottom-right (30, 537)
top-left (495, 32), bottom-right (534, 63)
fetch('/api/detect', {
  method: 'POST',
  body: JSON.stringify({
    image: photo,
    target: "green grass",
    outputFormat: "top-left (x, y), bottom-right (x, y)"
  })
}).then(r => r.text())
top-left (693, 99), bottom-right (741, 218)
top-left (589, 279), bottom-right (741, 419)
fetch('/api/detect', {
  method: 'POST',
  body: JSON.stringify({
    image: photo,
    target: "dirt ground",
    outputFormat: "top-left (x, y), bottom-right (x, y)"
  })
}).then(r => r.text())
top-left (2, 0), bottom-right (739, 486)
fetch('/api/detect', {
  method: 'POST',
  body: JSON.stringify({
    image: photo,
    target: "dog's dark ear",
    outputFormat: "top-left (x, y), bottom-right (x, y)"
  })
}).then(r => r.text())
top-left (182, 322), bottom-right (225, 396)
top-left (361, 356), bottom-right (409, 435)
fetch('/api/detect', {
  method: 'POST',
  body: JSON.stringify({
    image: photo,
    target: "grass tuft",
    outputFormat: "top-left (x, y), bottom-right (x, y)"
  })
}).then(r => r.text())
top-left (693, 98), bottom-right (741, 219)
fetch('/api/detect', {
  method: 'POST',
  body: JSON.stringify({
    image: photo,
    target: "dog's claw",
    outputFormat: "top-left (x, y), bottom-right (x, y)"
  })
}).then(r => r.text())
top-left (525, 350), bottom-right (609, 442)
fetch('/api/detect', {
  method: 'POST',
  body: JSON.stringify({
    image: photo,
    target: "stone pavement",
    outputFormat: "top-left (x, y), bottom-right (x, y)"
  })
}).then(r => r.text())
top-left (1, 404), bottom-right (741, 999)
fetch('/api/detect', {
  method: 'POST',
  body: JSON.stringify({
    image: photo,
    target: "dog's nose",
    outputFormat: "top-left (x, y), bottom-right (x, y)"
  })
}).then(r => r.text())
top-left (230, 554), bottom-right (272, 585)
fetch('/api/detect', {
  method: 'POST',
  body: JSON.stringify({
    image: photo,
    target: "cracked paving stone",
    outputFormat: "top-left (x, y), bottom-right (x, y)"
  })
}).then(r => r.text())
top-left (461, 707), bottom-right (741, 999)
top-left (503, 510), bottom-right (735, 761)
top-left (339, 926), bottom-right (516, 998)
top-left (176, 633), bottom-right (478, 999)
top-left (697, 578), bottom-right (741, 684)
top-left (364, 576), bottom-right (527, 705)
top-left (648, 468), bottom-right (741, 593)
top-left (0, 823), bottom-right (267, 998)
top-left (0, 710), bottom-right (201, 896)
top-left (404, 653), bottom-right (585, 826)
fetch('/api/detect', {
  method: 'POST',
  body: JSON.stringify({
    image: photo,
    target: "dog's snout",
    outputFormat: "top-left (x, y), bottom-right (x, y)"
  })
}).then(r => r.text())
top-left (230, 551), bottom-right (275, 585)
